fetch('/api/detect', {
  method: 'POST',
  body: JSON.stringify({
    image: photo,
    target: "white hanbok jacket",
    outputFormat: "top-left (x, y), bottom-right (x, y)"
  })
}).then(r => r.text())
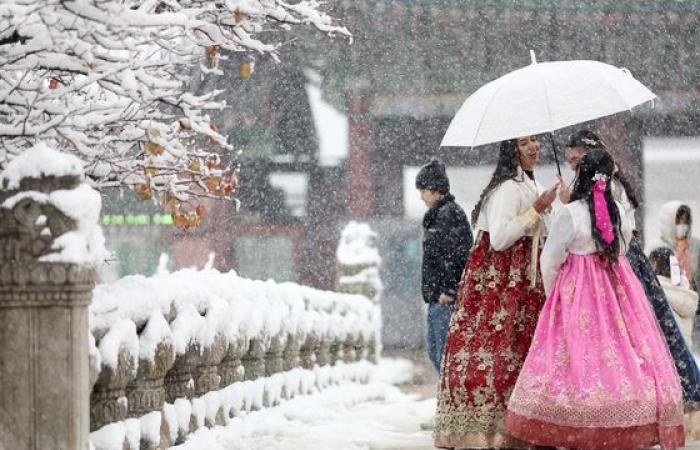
top-left (474, 169), bottom-right (547, 251)
top-left (474, 168), bottom-right (550, 287)
top-left (540, 199), bottom-right (634, 294)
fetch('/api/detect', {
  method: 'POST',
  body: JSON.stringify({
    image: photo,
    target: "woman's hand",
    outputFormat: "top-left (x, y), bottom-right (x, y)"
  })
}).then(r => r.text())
top-left (438, 293), bottom-right (455, 304)
top-left (557, 176), bottom-right (571, 204)
top-left (533, 184), bottom-right (558, 213)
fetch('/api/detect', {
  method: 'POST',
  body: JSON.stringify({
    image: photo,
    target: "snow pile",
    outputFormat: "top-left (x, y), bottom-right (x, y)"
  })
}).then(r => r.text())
top-left (0, 142), bottom-right (108, 266)
top-left (337, 221), bottom-right (381, 266)
top-left (90, 358), bottom-right (415, 450)
top-left (336, 221), bottom-right (383, 303)
top-left (169, 358), bottom-right (430, 450)
top-left (91, 423), bottom-right (127, 450)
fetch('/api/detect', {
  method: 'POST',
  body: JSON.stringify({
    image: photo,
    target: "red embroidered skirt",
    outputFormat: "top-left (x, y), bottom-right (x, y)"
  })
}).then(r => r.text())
top-left (434, 232), bottom-right (546, 449)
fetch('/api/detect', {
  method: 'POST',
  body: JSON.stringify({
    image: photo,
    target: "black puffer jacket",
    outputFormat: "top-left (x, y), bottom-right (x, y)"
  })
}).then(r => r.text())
top-left (421, 193), bottom-right (472, 304)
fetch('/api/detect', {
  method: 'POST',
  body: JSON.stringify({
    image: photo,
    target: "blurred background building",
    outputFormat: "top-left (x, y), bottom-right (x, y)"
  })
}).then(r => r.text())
top-left (100, 0), bottom-right (700, 349)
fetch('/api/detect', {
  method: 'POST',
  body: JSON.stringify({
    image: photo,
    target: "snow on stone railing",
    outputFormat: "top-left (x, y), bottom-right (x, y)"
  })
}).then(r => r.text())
top-left (88, 269), bottom-right (381, 450)
top-left (336, 221), bottom-right (383, 302)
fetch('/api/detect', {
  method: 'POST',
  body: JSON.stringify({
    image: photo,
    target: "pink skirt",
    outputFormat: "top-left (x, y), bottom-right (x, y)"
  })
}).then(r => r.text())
top-left (505, 254), bottom-right (684, 449)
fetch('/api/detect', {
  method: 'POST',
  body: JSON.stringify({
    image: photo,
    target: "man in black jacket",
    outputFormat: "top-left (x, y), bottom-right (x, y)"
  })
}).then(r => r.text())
top-left (415, 160), bottom-right (472, 374)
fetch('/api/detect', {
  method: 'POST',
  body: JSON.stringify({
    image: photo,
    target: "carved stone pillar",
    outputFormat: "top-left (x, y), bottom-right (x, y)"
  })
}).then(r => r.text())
top-left (193, 333), bottom-right (227, 396)
top-left (125, 317), bottom-right (175, 450)
top-left (283, 331), bottom-right (303, 371)
top-left (354, 333), bottom-right (367, 362)
top-left (219, 336), bottom-right (247, 387)
top-left (0, 170), bottom-right (97, 449)
top-left (126, 321), bottom-right (175, 419)
top-left (330, 335), bottom-right (345, 366)
top-left (90, 345), bottom-right (136, 431)
top-left (300, 333), bottom-right (319, 369)
top-left (242, 338), bottom-right (266, 381)
top-left (164, 343), bottom-right (201, 403)
top-left (316, 335), bottom-right (332, 367)
top-left (264, 332), bottom-right (286, 376)
top-left (343, 334), bottom-right (357, 364)
top-left (368, 335), bottom-right (378, 364)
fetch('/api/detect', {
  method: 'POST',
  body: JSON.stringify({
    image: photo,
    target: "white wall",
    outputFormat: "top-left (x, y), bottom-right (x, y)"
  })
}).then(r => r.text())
top-left (403, 163), bottom-right (566, 221)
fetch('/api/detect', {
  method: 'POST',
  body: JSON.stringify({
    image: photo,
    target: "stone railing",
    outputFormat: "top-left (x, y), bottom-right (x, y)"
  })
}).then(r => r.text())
top-left (88, 270), bottom-right (380, 450)
top-left (0, 146), bottom-right (381, 450)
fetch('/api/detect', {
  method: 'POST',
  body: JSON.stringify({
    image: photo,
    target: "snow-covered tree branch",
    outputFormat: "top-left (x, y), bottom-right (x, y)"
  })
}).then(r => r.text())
top-left (0, 0), bottom-right (350, 229)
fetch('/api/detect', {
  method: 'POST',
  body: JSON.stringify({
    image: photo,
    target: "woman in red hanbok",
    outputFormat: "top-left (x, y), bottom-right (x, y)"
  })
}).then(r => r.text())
top-left (434, 135), bottom-right (557, 449)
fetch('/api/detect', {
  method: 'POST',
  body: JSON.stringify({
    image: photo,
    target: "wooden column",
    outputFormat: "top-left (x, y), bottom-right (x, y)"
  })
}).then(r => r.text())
top-left (346, 92), bottom-right (375, 218)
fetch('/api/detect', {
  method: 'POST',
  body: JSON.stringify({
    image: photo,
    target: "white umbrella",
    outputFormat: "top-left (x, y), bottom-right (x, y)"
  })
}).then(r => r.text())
top-left (441, 52), bottom-right (656, 151)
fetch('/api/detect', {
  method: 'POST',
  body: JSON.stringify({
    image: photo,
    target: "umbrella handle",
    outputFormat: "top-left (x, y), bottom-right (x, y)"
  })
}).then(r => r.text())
top-left (547, 133), bottom-right (562, 177)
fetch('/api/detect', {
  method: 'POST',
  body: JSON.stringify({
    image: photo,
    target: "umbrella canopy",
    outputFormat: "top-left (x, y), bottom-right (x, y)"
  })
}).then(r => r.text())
top-left (441, 55), bottom-right (656, 148)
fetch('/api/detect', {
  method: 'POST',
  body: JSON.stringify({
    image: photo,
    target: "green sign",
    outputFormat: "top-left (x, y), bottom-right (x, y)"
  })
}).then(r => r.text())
top-left (100, 213), bottom-right (173, 226)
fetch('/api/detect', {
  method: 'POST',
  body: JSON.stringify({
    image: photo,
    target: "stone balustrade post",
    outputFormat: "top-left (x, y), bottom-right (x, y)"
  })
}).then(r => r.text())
top-left (368, 335), bottom-right (378, 364)
top-left (219, 336), bottom-right (247, 387)
top-left (330, 335), bottom-right (345, 366)
top-left (193, 333), bottom-right (227, 396)
top-left (343, 334), bottom-right (357, 364)
top-left (242, 338), bottom-right (266, 380)
top-left (354, 333), bottom-right (367, 362)
top-left (126, 325), bottom-right (174, 419)
top-left (316, 334), bottom-right (332, 367)
top-left (264, 332), bottom-right (287, 376)
top-left (300, 333), bottom-right (319, 369)
top-left (125, 317), bottom-right (175, 450)
top-left (283, 331), bottom-right (303, 371)
top-left (90, 345), bottom-right (137, 431)
top-left (0, 168), bottom-right (97, 450)
top-left (164, 343), bottom-right (201, 403)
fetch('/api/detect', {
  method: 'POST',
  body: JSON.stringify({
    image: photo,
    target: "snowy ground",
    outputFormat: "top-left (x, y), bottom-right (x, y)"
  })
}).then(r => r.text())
top-left (169, 353), bottom-right (700, 450)
top-left (171, 357), bottom-right (435, 450)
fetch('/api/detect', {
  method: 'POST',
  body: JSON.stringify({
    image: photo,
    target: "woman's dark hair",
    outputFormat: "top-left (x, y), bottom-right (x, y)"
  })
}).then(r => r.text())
top-left (471, 139), bottom-right (522, 224)
top-left (570, 148), bottom-right (623, 266)
top-left (649, 247), bottom-right (674, 278)
top-left (567, 130), bottom-right (640, 209)
top-left (676, 205), bottom-right (692, 224)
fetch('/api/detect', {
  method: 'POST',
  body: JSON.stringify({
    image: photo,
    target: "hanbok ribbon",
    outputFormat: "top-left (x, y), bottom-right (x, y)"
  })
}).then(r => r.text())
top-left (530, 224), bottom-right (542, 288)
top-left (592, 176), bottom-right (614, 244)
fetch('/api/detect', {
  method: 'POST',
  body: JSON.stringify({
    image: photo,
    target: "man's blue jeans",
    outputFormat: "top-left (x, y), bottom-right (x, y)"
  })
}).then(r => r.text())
top-left (426, 302), bottom-right (453, 373)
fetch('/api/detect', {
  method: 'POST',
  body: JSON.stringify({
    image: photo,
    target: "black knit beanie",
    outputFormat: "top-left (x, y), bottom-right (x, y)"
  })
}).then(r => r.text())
top-left (415, 160), bottom-right (449, 194)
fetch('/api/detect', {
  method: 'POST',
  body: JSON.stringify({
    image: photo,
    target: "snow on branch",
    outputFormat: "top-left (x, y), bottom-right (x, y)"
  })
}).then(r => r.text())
top-left (0, 0), bottom-right (349, 229)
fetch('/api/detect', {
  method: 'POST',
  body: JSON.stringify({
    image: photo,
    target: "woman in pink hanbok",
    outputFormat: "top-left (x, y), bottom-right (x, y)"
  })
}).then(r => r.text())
top-left (505, 148), bottom-right (685, 449)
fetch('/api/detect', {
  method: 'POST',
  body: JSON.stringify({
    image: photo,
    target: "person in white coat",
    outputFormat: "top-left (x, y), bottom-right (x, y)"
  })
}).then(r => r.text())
top-left (649, 201), bottom-right (700, 292)
top-left (650, 247), bottom-right (699, 347)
